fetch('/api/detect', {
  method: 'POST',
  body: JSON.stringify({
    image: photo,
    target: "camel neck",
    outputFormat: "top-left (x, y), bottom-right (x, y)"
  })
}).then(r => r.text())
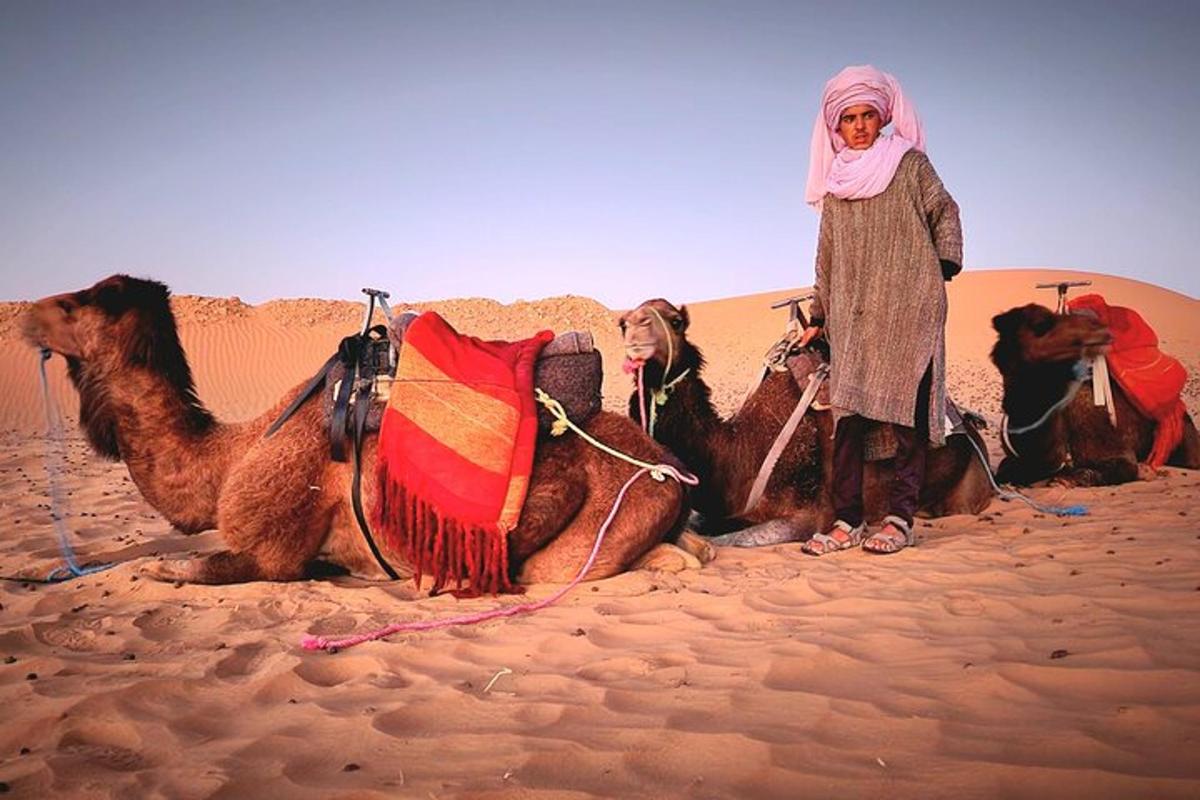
top-left (79, 354), bottom-right (255, 533)
top-left (1001, 361), bottom-right (1080, 426)
top-left (1000, 362), bottom-right (1076, 469)
top-left (639, 370), bottom-right (759, 517)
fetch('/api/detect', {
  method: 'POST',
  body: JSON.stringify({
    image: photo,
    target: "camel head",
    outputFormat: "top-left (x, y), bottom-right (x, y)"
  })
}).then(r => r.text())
top-left (619, 299), bottom-right (702, 388)
top-left (990, 303), bottom-right (1112, 375)
top-left (22, 274), bottom-right (212, 458)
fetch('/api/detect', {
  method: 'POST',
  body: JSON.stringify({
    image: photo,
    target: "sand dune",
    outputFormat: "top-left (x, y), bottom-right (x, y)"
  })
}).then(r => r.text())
top-left (1, 269), bottom-right (1198, 798)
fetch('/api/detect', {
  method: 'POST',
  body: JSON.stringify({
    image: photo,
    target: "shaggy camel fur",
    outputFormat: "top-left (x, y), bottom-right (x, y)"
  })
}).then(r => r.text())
top-left (991, 303), bottom-right (1200, 486)
top-left (619, 299), bottom-right (994, 546)
top-left (23, 275), bottom-right (706, 586)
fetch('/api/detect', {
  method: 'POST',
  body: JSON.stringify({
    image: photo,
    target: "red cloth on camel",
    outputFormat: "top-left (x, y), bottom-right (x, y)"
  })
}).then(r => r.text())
top-left (1068, 293), bottom-right (1187, 468)
top-left (374, 311), bottom-right (553, 595)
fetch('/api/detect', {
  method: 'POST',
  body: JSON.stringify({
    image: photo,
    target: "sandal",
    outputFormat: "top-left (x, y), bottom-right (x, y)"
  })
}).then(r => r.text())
top-left (862, 515), bottom-right (914, 555)
top-left (801, 520), bottom-right (867, 556)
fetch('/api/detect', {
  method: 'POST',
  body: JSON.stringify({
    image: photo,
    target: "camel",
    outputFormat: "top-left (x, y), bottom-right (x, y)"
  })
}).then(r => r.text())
top-left (22, 274), bottom-right (704, 586)
top-left (990, 303), bottom-right (1200, 485)
top-left (618, 299), bottom-right (994, 545)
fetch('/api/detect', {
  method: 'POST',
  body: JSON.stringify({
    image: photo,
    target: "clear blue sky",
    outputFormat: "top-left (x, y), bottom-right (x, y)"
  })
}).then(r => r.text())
top-left (3, 0), bottom-right (1197, 306)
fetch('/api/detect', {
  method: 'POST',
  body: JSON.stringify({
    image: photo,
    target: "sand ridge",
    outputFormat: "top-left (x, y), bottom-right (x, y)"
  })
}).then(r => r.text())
top-left (1, 269), bottom-right (1198, 798)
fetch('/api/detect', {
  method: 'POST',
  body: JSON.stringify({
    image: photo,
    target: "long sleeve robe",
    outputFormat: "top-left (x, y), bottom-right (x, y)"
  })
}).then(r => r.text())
top-left (808, 149), bottom-right (962, 446)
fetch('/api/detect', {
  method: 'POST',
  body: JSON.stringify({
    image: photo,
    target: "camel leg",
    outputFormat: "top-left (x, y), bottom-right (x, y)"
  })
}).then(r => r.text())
top-left (707, 512), bottom-right (818, 547)
top-left (518, 460), bottom-right (684, 583)
top-left (1054, 457), bottom-right (1139, 487)
top-left (143, 402), bottom-right (333, 584)
top-left (508, 439), bottom-right (588, 565)
top-left (633, 543), bottom-right (702, 572)
top-left (1167, 414), bottom-right (1200, 469)
top-left (921, 434), bottom-right (995, 516)
top-left (675, 529), bottom-right (716, 564)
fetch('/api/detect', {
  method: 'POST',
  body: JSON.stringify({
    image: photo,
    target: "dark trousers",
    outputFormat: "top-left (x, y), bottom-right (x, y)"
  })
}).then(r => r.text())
top-left (831, 364), bottom-right (932, 528)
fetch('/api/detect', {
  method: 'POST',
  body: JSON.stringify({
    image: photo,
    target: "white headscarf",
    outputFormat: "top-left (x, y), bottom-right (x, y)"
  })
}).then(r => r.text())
top-left (804, 65), bottom-right (926, 209)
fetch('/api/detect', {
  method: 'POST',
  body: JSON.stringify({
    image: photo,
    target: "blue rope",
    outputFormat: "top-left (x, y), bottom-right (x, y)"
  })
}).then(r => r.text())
top-left (965, 432), bottom-right (1088, 517)
top-left (37, 350), bottom-right (118, 583)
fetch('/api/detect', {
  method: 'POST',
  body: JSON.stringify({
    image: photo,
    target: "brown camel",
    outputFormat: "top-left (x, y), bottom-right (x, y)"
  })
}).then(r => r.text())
top-left (990, 303), bottom-right (1200, 485)
top-left (618, 299), bottom-right (994, 545)
top-left (23, 274), bottom-right (703, 586)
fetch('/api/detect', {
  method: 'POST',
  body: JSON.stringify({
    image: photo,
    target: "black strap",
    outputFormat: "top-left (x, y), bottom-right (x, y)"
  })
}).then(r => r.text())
top-left (349, 352), bottom-right (400, 580)
top-left (264, 326), bottom-right (400, 579)
top-left (328, 334), bottom-right (365, 462)
top-left (264, 350), bottom-right (342, 438)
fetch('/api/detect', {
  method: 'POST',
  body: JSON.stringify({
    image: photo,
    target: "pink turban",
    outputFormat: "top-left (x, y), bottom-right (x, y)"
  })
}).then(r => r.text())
top-left (804, 65), bottom-right (926, 208)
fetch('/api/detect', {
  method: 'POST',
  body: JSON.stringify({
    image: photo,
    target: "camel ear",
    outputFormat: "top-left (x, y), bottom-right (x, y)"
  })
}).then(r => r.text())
top-left (1029, 307), bottom-right (1056, 336)
top-left (991, 309), bottom-right (1021, 337)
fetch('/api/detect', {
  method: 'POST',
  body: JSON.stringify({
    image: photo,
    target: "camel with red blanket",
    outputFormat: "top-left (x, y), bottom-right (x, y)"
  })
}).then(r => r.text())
top-left (990, 298), bottom-right (1200, 486)
top-left (23, 275), bottom-right (699, 588)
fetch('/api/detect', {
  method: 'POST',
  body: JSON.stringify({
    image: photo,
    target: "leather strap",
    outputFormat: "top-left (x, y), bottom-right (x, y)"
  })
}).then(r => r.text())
top-left (741, 364), bottom-right (828, 516)
top-left (264, 350), bottom-right (342, 439)
top-left (349, 337), bottom-right (400, 580)
top-left (329, 333), bottom-right (367, 462)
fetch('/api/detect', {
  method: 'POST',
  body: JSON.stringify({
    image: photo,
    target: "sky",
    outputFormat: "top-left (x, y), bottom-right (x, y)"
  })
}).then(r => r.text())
top-left (2, 0), bottom-right (1198, 308)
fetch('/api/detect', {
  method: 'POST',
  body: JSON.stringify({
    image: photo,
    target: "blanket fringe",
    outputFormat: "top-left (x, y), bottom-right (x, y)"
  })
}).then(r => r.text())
top-left (375, 465), bottom-right (520, 597)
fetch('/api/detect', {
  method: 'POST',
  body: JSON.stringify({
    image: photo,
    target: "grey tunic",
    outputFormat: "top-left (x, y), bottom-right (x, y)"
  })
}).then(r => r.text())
top-left (808, 149), bottom-right (962, 446)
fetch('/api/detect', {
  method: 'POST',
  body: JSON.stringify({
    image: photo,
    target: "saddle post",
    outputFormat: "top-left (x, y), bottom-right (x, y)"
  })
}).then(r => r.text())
top-left (770, 293), bottom-right (814, 337)
top-left (362, 287), bottom-right (397, 368)
top-left (360, 287), bottom-right (391, 335)
top-left (1036, 281), bottom-right (1092, 315)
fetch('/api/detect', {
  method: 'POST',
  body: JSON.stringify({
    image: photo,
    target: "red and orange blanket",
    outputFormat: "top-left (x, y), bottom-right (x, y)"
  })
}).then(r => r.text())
top-left (374, 311), bottom-right (554, 595)
top-left (1068, 294), bottom-right (1188, 468)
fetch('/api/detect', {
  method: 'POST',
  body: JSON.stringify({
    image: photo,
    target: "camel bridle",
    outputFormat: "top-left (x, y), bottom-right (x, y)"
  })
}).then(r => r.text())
top-left (998, 349), bottom-right (1089, 469)
top-left (633, 304), bottom-right (690, 439)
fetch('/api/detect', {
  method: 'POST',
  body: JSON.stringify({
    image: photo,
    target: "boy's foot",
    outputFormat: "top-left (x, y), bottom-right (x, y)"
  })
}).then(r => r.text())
top-left (862, 515), bottom-right (913, 554)
top-left (801, 520), bottom-right (866, 556)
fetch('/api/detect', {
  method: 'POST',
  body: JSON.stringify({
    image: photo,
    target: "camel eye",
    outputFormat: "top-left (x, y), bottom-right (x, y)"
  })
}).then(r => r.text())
top-left (618, 319), bottom-right (626, 333)
top-left (57, 299), bottom-right (74, 315)
top-left (669, 317), bottom-right (682, 330)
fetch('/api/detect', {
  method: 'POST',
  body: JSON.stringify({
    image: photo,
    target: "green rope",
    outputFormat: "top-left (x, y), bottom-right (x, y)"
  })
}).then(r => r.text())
top-left (643, 305), bottom-right (690, 438)
top-left (535, 388), bottom-right (695, 484)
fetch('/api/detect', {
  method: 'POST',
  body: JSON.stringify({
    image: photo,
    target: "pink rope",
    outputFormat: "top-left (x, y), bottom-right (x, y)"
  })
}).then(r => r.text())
top-left (622, 356), bottom-right (649, 435)
top-left (301, 463), bottom-right (694, 653)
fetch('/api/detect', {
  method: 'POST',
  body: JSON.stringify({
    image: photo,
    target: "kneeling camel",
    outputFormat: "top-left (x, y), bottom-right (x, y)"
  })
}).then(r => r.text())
top-left (23, 275), bottom-right (697, 586)
top-left (990, 303), bottom-right (1200, 485)
top-left (620, 298), bottom-right (994, 545)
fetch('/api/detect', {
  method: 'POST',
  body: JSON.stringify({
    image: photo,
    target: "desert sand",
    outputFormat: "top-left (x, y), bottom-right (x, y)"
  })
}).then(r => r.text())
top-left (1, 268), bottom-right (1198, 799)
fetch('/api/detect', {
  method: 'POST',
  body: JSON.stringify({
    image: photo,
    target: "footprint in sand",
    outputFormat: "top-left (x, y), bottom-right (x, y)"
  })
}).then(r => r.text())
top-left (214, 642), bottom-right (268, 680)
top-left (292, 655), bottom-right (379, 688)
top-left (32, 618), bottom-right (106, 652)
top-left (132, 608), bottom-right (187, 642)
top-left (53, 726), bottom-right (153, 773)
top-left (576, 655), bottom-right (656, 683)
top-left (942, 592), bottom-right (986, 617)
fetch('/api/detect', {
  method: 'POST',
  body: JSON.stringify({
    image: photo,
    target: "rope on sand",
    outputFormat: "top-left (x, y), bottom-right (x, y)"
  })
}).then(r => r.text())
top-left (301, 392), bottom-right (697, 653)
top-left (964, 433), bottom-right (1088, 517)
top-left (30, 349), bottom-right (118, 583)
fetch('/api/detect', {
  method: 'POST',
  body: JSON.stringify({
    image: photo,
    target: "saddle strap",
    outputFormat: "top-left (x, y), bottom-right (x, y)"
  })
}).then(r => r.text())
top-left (349, 345), bottom-right (400, 580)
top-left (740, 364), bottom-right (829, 517)
top-left (264, 350), bottom-right (342, 439)
top-left (330, 327), bottom-right (389, 462)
